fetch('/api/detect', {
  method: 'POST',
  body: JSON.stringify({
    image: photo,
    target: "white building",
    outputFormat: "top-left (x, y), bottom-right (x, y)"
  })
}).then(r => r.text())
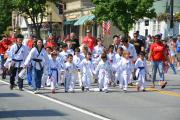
top-left (129, 0), bottom-right (180, 39)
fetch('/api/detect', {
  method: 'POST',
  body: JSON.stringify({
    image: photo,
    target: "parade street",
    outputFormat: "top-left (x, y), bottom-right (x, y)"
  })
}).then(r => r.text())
top-left (0, 69), bottom-right (180, 120)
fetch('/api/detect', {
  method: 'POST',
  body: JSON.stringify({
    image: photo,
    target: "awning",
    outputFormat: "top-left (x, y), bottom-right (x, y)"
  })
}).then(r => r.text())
top-left (74, 15), bottom-right (95, 26)
top-left (64, 20), bottom-right (77, 25)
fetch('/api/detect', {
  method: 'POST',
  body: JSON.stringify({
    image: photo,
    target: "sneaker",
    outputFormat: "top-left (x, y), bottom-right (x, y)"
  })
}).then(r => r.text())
top-left (123, 88), bottom-right (127, 92)
top-left (51, 89), bottom-right (55, 94)
top-left (10, 85), bottom-right (13, 90)
top-left (104, 89), bottom-right (108, 93)
top-left (86, 88), bottom-right (90, 92)
top-left (99, 89), bottom-right (102, 92)
top-left (61, 83), bottom-right (64, 86)
top-left (81, 86), bottom-right (85, 91)
top-left (142, 89), bottom-right (146, 92)
top-left (33, 90), bottom-right (37, 94)
top-left (19, 88), bottom-right (24, 91)
top-left (161, 81), bottom-right (167, 89)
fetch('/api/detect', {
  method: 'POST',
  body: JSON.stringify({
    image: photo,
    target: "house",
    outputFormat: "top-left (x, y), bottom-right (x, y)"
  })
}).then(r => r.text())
top-left (129, 0), bottom-right (180, 39)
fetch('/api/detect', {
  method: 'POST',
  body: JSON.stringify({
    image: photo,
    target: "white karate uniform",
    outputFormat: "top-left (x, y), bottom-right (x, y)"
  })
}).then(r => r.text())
top-left (73, 54), bottom-right (85, 87)
top-left (8, 44), bottom-right (29, 68)
top-left (64, 62), bottom-right (77, 92)
top-left (94, 60), bottom-right (112, 91)
top-left (59, 50), bottom-right (70, 63)
top-left (116, 57), bottom-right (133, 90)
top-left (47, 57), bottom-right (64, 90)
top-left (113, 54), bottom-right (123, 85)
top-left (79, 59), bottom-right (94, 89)
top-left (122, 43), bottom-right (137, 61)
top-left (107, 52), bottom-right (115, 64)
top-left (92, 45), bottom-right (104, 62)
top-left (135, 58), bottom-right (148, 90)
top-left (24, 47), bottom-right (49, 70)
top-left (107, 52), bottom-right (116, 83)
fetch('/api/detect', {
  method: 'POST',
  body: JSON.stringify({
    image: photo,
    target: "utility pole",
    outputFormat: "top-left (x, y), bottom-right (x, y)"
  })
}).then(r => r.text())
top-left (169, 0), bottom-right (174, 36)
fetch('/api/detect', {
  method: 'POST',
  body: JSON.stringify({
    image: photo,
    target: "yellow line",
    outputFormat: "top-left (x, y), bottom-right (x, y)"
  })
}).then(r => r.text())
top-left (146, 88), bottom-right (180, 97)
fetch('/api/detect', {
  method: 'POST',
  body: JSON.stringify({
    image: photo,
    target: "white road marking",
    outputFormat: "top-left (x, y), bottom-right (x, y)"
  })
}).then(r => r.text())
top-left (0, 80), bottom-right (111, 120)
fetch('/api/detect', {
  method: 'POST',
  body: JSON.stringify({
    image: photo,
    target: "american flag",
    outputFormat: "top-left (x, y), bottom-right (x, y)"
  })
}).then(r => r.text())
top-left (102, 21), bottom-right (111, 36)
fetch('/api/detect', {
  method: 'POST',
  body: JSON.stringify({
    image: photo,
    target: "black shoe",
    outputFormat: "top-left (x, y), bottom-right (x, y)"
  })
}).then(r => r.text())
top-left (81, 86), bottom-right (84, 91)
top-left (10, 85), bottom-right (13, 90)
top-left (99, 89), bottom-right (102, 92)
top-left (19, 88), bottom-right (24, 91)
top-left (61, 83), bottom-right (64, 86)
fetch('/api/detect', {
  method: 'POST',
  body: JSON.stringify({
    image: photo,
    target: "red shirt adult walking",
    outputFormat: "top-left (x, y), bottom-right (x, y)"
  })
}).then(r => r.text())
top-left (83, 30), bottom-right (96, 52)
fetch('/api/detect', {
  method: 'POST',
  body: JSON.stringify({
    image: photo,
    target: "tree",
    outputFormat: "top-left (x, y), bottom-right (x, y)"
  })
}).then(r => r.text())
top-left (91, 0), bottom-right (156, 35)
top-left (11, 0), bottom-right (59, 38)
top-left (0, 0), bottom-right (13, 35)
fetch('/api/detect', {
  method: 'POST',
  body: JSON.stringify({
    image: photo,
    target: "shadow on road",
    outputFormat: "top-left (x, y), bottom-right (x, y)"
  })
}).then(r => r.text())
top-left (0, 93), bottom-right (21, 97)
top-left (0, 109), bottom-right (66, 118)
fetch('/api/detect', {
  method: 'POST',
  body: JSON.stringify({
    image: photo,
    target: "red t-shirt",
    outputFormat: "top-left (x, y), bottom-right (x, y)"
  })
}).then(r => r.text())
top-left (150, 42), bottom-right (165, 61)
top-left (83, 36), bottom-right (96, 51)
top-left (27, 39), bottom-right (34, 49)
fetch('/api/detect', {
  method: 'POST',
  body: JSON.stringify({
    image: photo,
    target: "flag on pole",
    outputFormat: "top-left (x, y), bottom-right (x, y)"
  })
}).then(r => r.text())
top-left (102, 21), bottom-right (111, 36)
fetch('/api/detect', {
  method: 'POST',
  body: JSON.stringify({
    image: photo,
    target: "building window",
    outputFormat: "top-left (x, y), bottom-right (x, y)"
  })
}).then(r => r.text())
top-left (145, 29), bottom-right (148, 36)
top-left (145, 20), bottom-right (149, 26)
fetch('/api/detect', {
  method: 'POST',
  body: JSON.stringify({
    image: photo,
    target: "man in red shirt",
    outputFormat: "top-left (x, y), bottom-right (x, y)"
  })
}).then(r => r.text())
top-left (149, 34), bottom-right (168, 88)
top-left (82, 30), bottom-right (96, 52)
top-left (0, 35), bottom-right (13, 79)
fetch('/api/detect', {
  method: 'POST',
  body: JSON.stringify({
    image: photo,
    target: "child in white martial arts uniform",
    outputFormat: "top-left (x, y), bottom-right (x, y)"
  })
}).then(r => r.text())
top-left (93, 38), bottom-right (104, 62)
top-left (107, 45), bottom-right (116, 86)
top-left (47, 49), bottom-right (64, 93)
top-left (113, 47), bottom-right (123, 86)
top-left (79, 52), bottom-right (94, 92)
top-left (135, 52), bottom-right (148, 91)
top-left (64, 54), bottom-right (78, 92)
top-left (94, 53), bottom-right (112, 93)
top-left (116, 51), bottom-right (133, 91)
top-left (73, 48), bottom-right (84, 87)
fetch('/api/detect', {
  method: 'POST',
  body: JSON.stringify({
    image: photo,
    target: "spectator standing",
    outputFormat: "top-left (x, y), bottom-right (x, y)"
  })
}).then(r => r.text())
top-left (83, 30), bottom-right (96, 52)
top-left (70, 33), bottom-right (80, 50)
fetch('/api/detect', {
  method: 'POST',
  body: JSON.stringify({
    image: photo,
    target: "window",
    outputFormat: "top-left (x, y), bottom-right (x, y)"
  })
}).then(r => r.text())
top-left (145, 20), bottom-right (149, 26)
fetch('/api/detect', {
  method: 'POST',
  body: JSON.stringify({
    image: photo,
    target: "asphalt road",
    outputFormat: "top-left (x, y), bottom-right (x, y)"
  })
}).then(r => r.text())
top-left (0, 69), bottom-right (180, 120)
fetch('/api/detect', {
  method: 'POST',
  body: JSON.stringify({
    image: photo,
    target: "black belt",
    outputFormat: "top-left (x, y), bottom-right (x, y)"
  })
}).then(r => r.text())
top-left (12, 59), bottom-right (23, 68)
top-left (32, 58), bottom-right (43, 70)
top-left (32, 59), bottom-right (42, 62)
top-left (138, 67), bottom-right (145, 70)
top-left (12, 59), bottom-right (23, 62)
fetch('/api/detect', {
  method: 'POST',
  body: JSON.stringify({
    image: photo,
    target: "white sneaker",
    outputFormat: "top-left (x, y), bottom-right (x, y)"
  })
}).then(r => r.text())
top-left (33, 91), bottom-right (37, 94)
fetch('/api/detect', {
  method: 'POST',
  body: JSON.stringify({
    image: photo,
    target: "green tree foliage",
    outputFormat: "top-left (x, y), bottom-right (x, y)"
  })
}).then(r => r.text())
top-left (0, 0), bottom-right (13, 35)
top-left (91, 0), bottom-right (156, 35)
top-left (11, 0), bottom-right (59, 38)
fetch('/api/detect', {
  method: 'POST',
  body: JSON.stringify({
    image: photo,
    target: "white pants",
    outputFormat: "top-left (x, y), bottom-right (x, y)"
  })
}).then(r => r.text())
top-left (136, 74), bottom-right (145, 90)
top-left (122, 74), bottom-right (130, 90)
top-left (50, 78), bottom-right (57, 90)
top-left (117, 73), bottom-right (123, 88)
top-left (65, 74), bottom-right (75, 92)
top-left (74, 71), bottom-right (82, 87)
top-left (82, 74), bottom-right (92, 89)
top-left (98, 77), bottom-right (109, 90)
